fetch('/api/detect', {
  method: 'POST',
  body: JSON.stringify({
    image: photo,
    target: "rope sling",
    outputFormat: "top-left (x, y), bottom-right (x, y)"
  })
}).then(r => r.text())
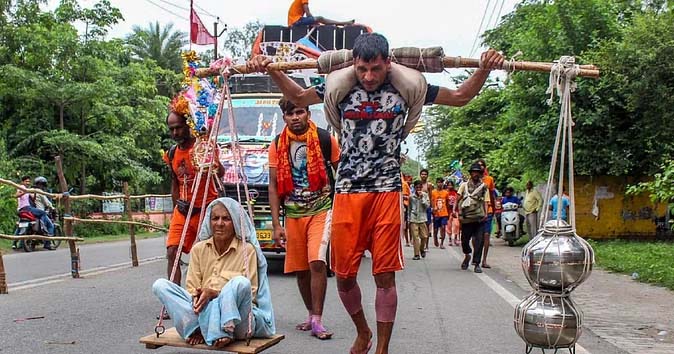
top-left (153, 63), bottom-right (256, 344)
top-left (513, 57), bottom-right (594, 350)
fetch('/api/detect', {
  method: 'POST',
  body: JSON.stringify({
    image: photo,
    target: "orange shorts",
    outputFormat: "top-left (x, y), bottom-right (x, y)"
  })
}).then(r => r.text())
top-left (167, 207), bottom-right (203, 254)
top-left (284, 210), bottom-right (330, 273)
top-left (330, 192), bottom-right (404, 278)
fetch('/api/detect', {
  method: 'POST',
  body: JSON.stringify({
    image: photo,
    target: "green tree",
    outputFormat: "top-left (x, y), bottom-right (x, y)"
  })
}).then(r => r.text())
top-left (0, 0), bottom-right (171, 202)
top-left (222, 20), bottom-right (264, 59)
top-left (420, 1), bottom-right (674, 190)
top-left (127, 21), bottom-right (187, 72)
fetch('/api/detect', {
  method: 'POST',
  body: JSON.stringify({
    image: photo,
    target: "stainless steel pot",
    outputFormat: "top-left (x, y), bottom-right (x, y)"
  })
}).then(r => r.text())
top-left (521, 220), bottom-right (594, 293)
top-left (514, 292), bottom-right (583, 349)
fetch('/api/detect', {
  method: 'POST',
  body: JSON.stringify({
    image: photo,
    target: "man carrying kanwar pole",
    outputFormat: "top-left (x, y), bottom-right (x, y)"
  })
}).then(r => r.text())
top-left (268, 98), bottom-right (340, 340)
top-left (248, 33), bottom-right (503, 354)
top-left (287, 0), bottom-right (355, 27)
top-left (163, 94), bottom-right (224, 287)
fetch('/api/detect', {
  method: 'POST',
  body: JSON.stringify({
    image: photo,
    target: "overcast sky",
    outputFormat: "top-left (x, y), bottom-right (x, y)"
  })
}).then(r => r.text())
top-left (55, 0), bottom-right (520, 86)
top-left (49, 0), bottom-right (521, 164)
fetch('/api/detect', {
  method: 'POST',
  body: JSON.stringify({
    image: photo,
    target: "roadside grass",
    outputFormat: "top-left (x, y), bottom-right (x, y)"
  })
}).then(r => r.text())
top-left (587, 239), bottom-right (674, 291)
top-left (0, 232), bottom-right (163, 252)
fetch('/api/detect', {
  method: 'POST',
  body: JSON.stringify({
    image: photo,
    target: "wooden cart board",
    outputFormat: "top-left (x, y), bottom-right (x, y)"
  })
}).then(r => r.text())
top-left (140, 327), bottom-right (284, 353)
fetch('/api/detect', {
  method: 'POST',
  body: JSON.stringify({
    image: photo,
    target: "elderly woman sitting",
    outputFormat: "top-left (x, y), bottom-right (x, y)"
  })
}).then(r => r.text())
top-left (152, 197), bottom-right (276, 348)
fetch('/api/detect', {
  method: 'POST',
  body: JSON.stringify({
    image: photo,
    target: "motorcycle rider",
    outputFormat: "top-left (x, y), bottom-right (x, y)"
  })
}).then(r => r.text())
top-left (15, 176), bottom-right (56, 250)
top-left (12, 176), bottom-right (32, 249)
top-left (501, 187), bottom-right (525, 235)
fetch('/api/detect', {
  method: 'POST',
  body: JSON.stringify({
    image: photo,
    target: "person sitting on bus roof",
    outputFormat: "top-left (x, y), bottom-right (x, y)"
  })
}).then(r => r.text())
top-left (288, 0), bottom-right (355, 27)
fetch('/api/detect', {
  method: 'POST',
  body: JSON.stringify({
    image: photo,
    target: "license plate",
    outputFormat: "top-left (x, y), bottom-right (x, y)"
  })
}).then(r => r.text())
top-left (256, 230), bottom-right (272, 241)
top-left (18, 222), bottom-right (29, 228)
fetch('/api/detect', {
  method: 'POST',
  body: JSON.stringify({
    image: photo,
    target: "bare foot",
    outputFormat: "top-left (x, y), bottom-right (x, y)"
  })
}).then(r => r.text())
top-left (186, 330), bottom-right (204, 345)
top-left (350, 330), bottom-right (373, 353)
top-left (213, 336), bottom-right (234, 348)
top-left (296, 320), bottom-right (312, 331)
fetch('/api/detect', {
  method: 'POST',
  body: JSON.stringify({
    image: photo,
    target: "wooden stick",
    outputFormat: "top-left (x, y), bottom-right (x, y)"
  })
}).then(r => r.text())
top-left (124, 182), bottom-right (139, 267)
top-left (0, 178), bottom-right (169, 201)
top-left (55, 156), bottom-right (79, 278)
top-left (63, 217), bottom-right (168, 232)
top-left (0, 251), bottom-right (7, 294)
top-left (0, 234), bottom-right (84, 242)
top-left (194, 55), bottom-right (599, 78)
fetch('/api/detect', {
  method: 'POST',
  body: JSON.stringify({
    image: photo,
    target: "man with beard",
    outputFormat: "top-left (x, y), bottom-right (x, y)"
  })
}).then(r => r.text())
top-left (164, 96), bottom-right (224, 286)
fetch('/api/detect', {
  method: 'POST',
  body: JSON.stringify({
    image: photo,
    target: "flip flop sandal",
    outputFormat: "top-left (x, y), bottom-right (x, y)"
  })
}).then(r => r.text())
top-left (310, 321), bottom-right (333, 340)
top-left (311, 326), bottom-right (333, 340)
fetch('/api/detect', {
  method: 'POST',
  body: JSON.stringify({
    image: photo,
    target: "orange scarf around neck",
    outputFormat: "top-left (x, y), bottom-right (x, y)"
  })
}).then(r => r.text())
top-left (276, 120), bottom-right (328, 198)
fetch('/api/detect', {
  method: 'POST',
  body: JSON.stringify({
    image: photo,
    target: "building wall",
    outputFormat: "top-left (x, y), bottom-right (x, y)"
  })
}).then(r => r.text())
top-left (554, 176), bottom-right (664, 239)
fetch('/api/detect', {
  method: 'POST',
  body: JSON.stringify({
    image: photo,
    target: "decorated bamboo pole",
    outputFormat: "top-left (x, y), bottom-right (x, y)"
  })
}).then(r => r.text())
top-left (55, 156), bottom-right (80, 278)
top-left (194, 55), bottom-right (600, 78)
top-left (124, 182), bottom-right (139, 267)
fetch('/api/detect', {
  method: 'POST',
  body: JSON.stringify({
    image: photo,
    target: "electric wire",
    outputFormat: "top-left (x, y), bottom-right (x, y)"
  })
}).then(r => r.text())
top-left (492, 0), bottom-right (506, 29)
top-left (472, 0), bottom-right (500, 57)
top-left (142, 0), bottom-right (189, 20)
top-left (483, 0), bottom-right (500, 39)
top-left (469, 0), bottom-right (491, 58)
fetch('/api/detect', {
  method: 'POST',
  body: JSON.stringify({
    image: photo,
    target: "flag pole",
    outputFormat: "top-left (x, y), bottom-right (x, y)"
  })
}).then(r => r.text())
top-left (189, 0), bottom-right (193, 51)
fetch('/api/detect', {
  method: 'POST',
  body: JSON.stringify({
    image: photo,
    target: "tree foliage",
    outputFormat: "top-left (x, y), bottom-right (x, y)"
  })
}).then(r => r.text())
top-left (418, 0), bottom-right (674, 191)
top-left (127, 21), bottom-right (187, 72)
top-left (222, 20), bottom-right (264, 59)
top-left (0, 0), bottom-right (174, 228)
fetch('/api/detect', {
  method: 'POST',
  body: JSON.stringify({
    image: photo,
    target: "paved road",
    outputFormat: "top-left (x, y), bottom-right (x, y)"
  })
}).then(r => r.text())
top-left (3, 237), bottom-right (167, 286)
top-left (0, 241), bottom-right (626, 354)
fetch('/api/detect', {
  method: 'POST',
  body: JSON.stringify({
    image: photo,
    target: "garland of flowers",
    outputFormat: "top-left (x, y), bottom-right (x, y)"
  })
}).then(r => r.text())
top-left (169, 50), bottom-right (223, 138)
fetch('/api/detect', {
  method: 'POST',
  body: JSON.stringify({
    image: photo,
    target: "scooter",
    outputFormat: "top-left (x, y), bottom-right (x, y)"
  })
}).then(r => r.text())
top-left (13, 208), bottom-right (62, 252)
top-left (500, 202), bottom-right (522, 246)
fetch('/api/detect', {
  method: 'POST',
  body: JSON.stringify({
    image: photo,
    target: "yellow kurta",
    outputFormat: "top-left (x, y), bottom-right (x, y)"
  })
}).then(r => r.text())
top-left (185, 237), bottom-right (259, 302)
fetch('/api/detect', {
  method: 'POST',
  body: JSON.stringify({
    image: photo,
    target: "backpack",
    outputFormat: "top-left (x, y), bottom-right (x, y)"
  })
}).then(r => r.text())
top-left (459, 181), bottom-right (486, 223)
top-left (274, 127), bottom-right (336, 198)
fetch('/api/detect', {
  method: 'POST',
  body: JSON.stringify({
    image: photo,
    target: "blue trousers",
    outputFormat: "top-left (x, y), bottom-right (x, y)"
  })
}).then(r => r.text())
top-left (152, 277), bottom-right (256, 346)
top-left (27, 207), bottom-right (55, 236)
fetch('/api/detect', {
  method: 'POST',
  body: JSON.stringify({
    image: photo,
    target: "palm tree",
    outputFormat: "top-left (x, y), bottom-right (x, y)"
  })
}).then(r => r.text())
top-left (127, 22), bottom-right (187, 72)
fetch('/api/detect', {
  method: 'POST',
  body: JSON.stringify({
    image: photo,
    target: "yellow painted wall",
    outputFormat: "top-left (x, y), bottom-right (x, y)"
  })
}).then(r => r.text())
top-left (568, 176), bottom-right (664, 239)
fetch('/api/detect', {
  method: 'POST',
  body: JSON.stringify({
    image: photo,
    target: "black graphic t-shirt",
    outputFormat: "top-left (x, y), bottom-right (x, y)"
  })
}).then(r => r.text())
top-left (315, 82), bottom-right (438, 194)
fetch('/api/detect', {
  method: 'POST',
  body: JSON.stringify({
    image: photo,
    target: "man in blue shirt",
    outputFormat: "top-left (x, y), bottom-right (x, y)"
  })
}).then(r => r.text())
top-left (549, 187), bottom-right (570, 222)
top-left (500, 187), bottom-right (525, 234)
top-left (501, 187), bottom-right (521, 206)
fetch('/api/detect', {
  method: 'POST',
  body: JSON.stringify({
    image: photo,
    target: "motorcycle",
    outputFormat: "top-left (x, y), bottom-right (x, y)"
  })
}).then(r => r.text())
top-left (14, 208), bottom-right (62, 252)
top-left (500, 202), bottom-right (522, 246)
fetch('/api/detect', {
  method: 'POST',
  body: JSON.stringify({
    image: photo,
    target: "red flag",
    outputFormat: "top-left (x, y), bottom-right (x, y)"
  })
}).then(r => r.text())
top-left (190, 7), bottom-right (215, 45)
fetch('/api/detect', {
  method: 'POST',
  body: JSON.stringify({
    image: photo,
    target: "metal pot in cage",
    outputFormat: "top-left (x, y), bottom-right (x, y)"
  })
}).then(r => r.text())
top-left (514, 292), bottom-right (583, 349)
top-left (521, 220), bottom-right (594, 293)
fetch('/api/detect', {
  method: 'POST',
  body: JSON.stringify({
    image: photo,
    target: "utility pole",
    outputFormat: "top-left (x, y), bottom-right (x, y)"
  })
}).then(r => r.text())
top-left (213, 17), bottom-right (228, 59)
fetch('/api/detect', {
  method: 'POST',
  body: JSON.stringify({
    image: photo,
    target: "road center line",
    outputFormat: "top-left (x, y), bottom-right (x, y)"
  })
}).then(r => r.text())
top-left (445, 246), bottom-right (592, 354)
top-left (7, 256), bottom-right (164, 291)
